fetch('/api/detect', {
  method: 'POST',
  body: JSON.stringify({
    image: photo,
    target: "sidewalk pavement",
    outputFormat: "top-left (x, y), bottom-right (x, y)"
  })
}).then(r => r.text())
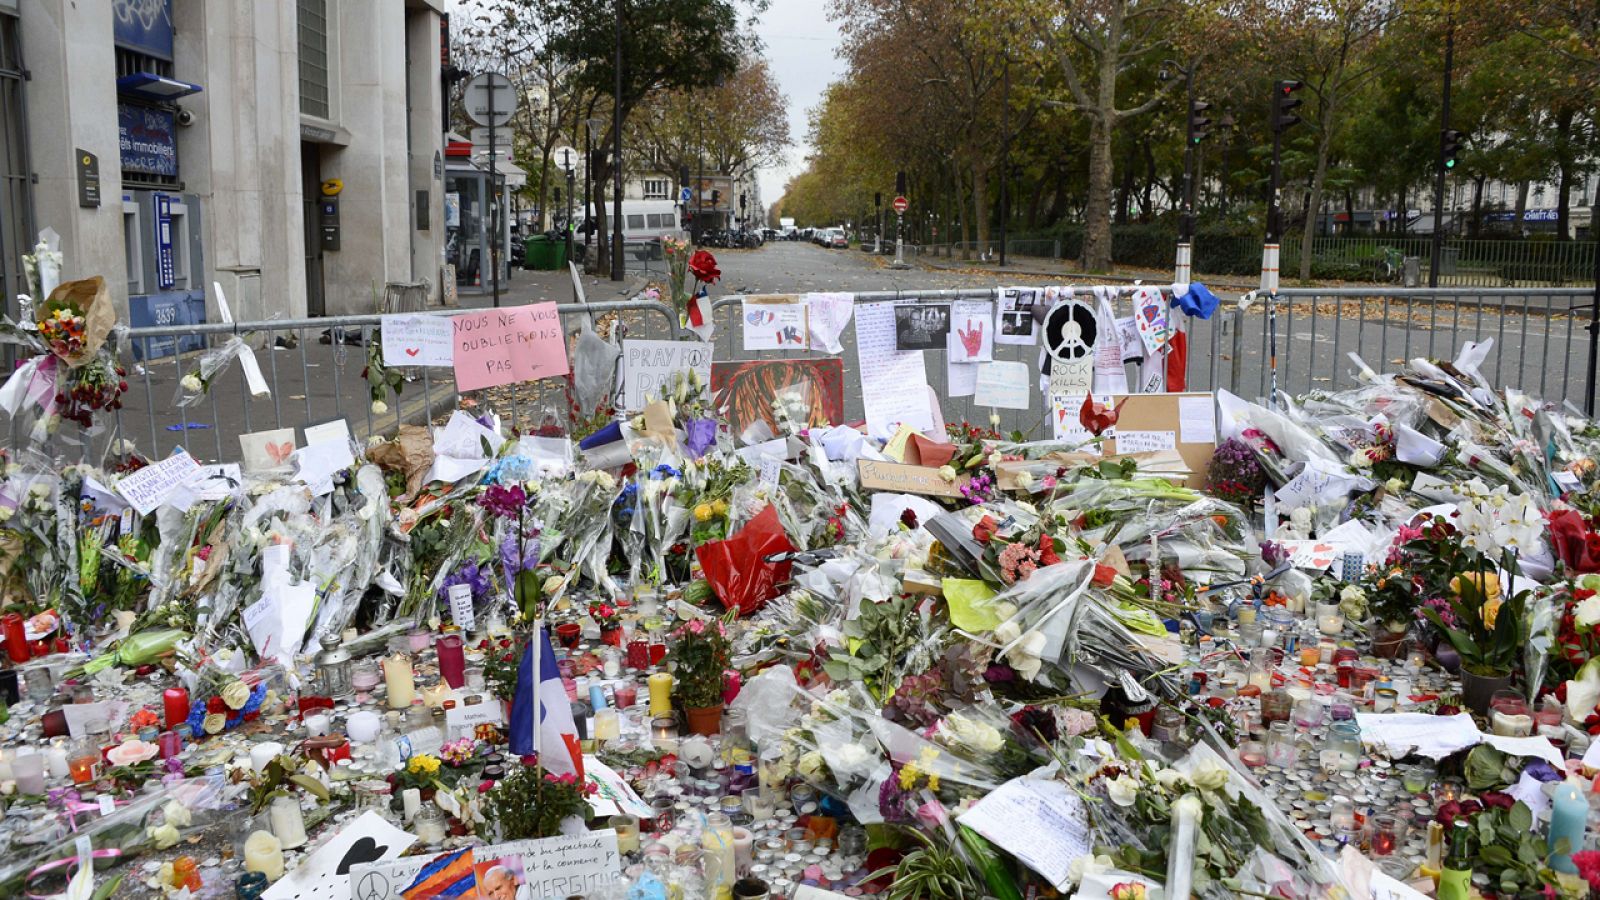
top-left (109, 267), bottom-right (652, 463)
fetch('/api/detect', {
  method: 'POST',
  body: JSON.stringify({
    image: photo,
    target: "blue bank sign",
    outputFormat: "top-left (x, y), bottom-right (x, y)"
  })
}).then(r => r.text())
top-left (118, 104), bottom-right (177, 177)
top-left (112, 0), bottom-right (174, 60)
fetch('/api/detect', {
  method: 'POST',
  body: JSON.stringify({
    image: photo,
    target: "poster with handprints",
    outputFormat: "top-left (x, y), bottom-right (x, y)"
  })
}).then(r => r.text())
top-left (741, 296), bottom-right (809, 350)
top-left (947, 300), bottom-right (994, 363)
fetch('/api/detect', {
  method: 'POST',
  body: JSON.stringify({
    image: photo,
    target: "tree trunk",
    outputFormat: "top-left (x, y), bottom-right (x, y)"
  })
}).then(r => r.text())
top-left (1514, 181), bottom-right (1529, 233)
top-left (1084, 111), bottom-right (1115, 272)
top-left (973, 163), bottom-right (990, 257)
top-left (1139, 141), bottom-right (1155, 223)
top-left (538, 153), bottom-right (553, 231)
top-left (1470, 175), bottom-right (1485, 238)
top-left (957, 168), bottom-right (971, 259)
top-left (1343, 188), bottom-right (1355, 235)
top-left (1297, 124), bottom-right (1333, 282)
top-left (1556, 107), bottom-right (1575, 240)
top-left (1046, 162), bottom-right (1068, 227)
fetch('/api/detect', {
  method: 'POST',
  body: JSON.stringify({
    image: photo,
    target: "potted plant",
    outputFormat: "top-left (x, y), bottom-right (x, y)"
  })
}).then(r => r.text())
top-left (589, 600), bottom-right (623, 646)
top-left (668, 616), bottom-right (732, 735)
top-left (483, 765), bottom-right (594, 841)
top-left (1363, 568), bottom-right (1416, 659)
top-left (1419, 556), bottom-right (1529, 714)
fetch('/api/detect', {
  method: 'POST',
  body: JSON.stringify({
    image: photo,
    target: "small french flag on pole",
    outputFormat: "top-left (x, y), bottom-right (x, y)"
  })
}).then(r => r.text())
top-left (509, 626), bottom-right (582, 779)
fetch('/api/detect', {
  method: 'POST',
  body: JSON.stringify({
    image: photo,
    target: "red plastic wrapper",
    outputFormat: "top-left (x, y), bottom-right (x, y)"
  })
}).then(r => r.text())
top-left (1549, 509), bottom-right (1600, 573)
top-left (696, 504), bottom-right (795, 616)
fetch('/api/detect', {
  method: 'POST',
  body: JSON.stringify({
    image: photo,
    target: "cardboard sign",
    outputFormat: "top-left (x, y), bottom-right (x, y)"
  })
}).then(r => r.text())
top-left (451, 304), bottom-right (568, 391)
top-left (381, 314), bottom-right (454, 367)
top-left (263, 811), bottom-right (414, 900)
top-left (1102, 392), bottom-right (1218, 489)
top-left (621, 339), bottom-right (713, 411)
top-left (857, 459), bottom-right (969, 498)
top-left (115, 449), bottom-right (201, 515)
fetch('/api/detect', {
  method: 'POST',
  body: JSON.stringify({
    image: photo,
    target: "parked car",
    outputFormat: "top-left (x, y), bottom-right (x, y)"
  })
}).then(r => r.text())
top-left (829, 230), bottom-right (849, 249)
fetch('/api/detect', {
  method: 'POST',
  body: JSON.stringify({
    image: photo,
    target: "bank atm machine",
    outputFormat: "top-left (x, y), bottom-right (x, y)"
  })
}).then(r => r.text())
top-left (122, 190), bottom-right (206, 361)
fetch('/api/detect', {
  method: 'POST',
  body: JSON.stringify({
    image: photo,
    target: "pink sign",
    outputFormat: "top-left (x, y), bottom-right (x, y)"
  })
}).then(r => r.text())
top-left (451, 304), bottom-right (569, 391)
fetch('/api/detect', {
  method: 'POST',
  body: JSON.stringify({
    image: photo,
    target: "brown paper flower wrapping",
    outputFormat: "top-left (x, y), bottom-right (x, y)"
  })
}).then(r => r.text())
top-left (41, 276), bottom-right (116, 367)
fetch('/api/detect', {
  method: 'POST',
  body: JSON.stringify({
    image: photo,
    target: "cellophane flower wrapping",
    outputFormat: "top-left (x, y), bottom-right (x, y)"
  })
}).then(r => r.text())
top-left (173, 335), bottom-right (248, 408)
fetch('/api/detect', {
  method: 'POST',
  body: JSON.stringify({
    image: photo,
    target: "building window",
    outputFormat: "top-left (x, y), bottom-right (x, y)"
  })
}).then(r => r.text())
top-left (297, 0), bottom-right (331, 119)
top-left (643, 178), bottom-right (669, 200)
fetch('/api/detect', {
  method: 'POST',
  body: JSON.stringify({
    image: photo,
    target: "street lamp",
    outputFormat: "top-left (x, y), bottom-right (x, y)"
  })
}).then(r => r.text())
top-left (1160, 59), bottom-right (1202, 281)
top-left (611, 0), bottom-right (625, 282)
top-left (584, 117), bottom-right (604, 259)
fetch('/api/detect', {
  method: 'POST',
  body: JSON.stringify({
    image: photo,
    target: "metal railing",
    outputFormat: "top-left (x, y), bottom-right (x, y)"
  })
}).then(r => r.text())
top-left (96, 298), bottom-right (679, 463)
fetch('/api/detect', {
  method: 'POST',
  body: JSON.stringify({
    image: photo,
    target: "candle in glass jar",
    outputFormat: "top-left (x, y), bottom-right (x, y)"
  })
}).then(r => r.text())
top-left (421, 683), bottom-right (451, 709)
top-left (162, 687), bottom-right (190, 730)
top-left (648, 672), bottom-right (673, 716)
top-left (436, 634), bottom-right (466, 689)
top-left (244, 831), bottom-right (285, 881)
top-left (269, 796), bottom-right (308, 849)
top-left (1, 613), bottom-right (29, 664)
top-left (610, 814), bottom-right (640, 854)
top-left (1490, 710), bottom-right (1533, 737)
top-left (45, 739), bottom-right (69, 780)
top-left (385, 653), bottom-right (415, 709)
top-left (614, 681), bottom-right (639, 709)
top-left (733, 826), bottom-right (755, 877)
top-left (593, 708), bottom-right (620, 742)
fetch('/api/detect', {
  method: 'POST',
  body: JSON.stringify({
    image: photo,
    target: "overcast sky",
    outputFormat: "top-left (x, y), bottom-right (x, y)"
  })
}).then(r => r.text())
top-left (750, 0), bottom-right (845, 208)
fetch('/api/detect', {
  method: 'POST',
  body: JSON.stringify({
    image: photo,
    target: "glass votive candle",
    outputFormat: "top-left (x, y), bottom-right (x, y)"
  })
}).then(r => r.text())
top-left (1316, 602), bottom-right (1344, 635)
top-left (1293, 698), bottom-right (1325, 729)
top-left (1238, 740), bottom-right (1267, 767)
top-left (1372, 688), bottom-right (1398, 713)
top-left (614, 681), bottom-right (639, 709)
top-left (158, 730), bottom-right (183, 760)
top-left (610, 814), bottom-right (641, 854)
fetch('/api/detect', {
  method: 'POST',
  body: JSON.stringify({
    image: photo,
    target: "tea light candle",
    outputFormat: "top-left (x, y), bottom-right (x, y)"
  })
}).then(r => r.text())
top-left (244, 831), bottom-right (285, 881)
top-left (304, 712), bottom-right (331, 737)
top-left (648, 672), bottom-right (673, 716)
top-left (610, 814), bottom-right (640, 854)
top-left (651, 716), bottom-right (678, 755)
top-left (385, 653), bottom-right (415, 709)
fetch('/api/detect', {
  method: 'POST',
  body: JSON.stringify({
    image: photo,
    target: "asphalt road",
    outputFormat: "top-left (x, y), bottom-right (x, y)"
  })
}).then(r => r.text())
top-left (70, 241), bottom-right (1598, 465)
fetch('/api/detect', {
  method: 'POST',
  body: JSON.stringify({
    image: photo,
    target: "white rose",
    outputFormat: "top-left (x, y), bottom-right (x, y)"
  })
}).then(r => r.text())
top-left (1348, 449), bottom-right (1372, 469)
top-left (1191, 759), bottom-right (1231, 792)
top-left (1015, 472), bottom-right (1034, 489)
top-left (161, 799), bottom-right (192, 829)
top-left (797, 751), bottom-right (825, 779)
top-left (1385, 477), bottom-right (1405, 494)
top-left (371, 400), bottom-right (388, 415)
top-left (1154, 767), bottom-right (1190, 790)
top-left (180, 374), bottom-right (202, 392)
top-left (1106, 774), bottom-right (1139, 807)
top-left (938, 465), bottom-right (957, 483)
top-left (1577, 595), bottom-right (1600, 628)
top-left (994, 619), bottom-right (1022, 645)
top-left (1339, 584), bottom-right (1365, 605)
top-left (1008, 629), bottom-right (1048, 681)
top-left (1067, 854), bottom-right (1114, 887)
top-left (0, 507), bottom-right (13, 523)
top-left (147, 822), bottom-right (181, 850)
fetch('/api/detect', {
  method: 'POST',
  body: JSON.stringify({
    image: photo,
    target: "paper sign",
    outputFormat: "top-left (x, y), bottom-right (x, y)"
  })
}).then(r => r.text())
top-left (856, 302), bottom-right (933, 438)
top-left (263, 811), bottom-right (414, 900)
top-left (244, 578), bottom-right (317, 664)
top-left (293, 439), bottom-right (356, 497)
top-left (1114, 430), bottom-right (1176, 453)
top-left (1275, 460), bottom-right (1366, 512)
top-left (447, 583), bottom-right (475, 631)
top-left (958, 777), bottom-right (1090, 891)
top-left (996, 287), bottom-right (1038, 345)
top-left (1277, 539), bottom-right (1341, 571)
top-left (452, 304), bottom-right (569, 391)
top-left (1355, 712), bottom-right (1482, 760)
top-left (62, 701), bottom-right (112, 739)
top-left (583, 759), bottom-right (652, 819)
top-left (445, 695), bottom-right (504, 735)
top-left (1395, 424), bottom-right (1446, 465)
top-left (741, 296), bottom-right (808, 350)
top-left (758, 456), bottom-right (782, 489)
top-left (974, 361), bottom-right (1031, 410)
top-left (621, 339), bottom-right (713, 411)
top-left (857, 460), bottom-right (968, 498)
top-left (1131, 286), bottom-right (1171, 356)
top-left (867, 493), bottom-right (946, 538)
top-left (1051, 393), bottom-right (1113, 451)
top-left (116, 450), bottom-right (201, 515)
top-left (187, 464), bottom-right (243, 501)
top-left (381, 314), bottom-right (454, 367)
top-left (214, 281), bottom-right (270, 398)
top-left (804, 292), bottom-right (855, 354)
top-left (947, 300), bottom-right (994, 363)
top-left (239, 427), bottom-right (297, 473)
top-left (347, 851), bottom-right (470, 900)
top-left (948, 359), bottom-right (978, 397)
top-left (303, 418), bottom-right (352, 448)
top-left (1480, 733), bottom-right (1566, 768)
top-left (1178, 395), bottom-right (1216, 444)
top-left (491, 831), bottom-right (622, 898)
top-left (1116, 315), bottom-right (1142, 360)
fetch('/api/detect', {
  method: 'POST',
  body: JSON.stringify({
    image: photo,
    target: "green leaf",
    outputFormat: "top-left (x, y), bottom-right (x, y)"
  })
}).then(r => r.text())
top-left (1507, 801), bottom-right (1533, 834)
top-left (1479, 844), bottom-right (1514, 867)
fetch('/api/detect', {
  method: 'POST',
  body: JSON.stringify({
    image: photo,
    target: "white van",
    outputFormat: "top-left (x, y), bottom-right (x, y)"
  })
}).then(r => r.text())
top-left (586, 200), bottom-right (682, 258)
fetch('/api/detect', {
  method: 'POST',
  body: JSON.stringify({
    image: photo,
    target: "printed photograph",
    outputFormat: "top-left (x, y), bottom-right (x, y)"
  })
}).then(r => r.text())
top-left (894, 303), bottom-right (951, 350)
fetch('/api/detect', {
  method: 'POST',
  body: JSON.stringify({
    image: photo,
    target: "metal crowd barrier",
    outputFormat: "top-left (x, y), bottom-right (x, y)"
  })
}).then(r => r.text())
top-left (105, 298), bottom-right (679, 463)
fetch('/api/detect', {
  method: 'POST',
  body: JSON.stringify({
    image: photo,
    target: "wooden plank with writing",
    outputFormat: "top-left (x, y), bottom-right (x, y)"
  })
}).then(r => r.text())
top-left (857, 459), bottom-right (969, 498)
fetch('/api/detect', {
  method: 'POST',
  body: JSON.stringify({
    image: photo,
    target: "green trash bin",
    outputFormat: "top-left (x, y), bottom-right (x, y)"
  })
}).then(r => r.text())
top-left (523, 235), bottom-right (568, 271)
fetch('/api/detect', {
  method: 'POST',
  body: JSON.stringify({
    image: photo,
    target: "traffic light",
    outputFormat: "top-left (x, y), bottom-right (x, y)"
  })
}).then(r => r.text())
top-left (875, 192), bottom-right (882, 208)
top-left (1188, 99), bottom-right (1212, 144)
top-left (1442, 129), bottom-right (1464, 171)
top-left (1272, 80), bottom-right (1303, 133)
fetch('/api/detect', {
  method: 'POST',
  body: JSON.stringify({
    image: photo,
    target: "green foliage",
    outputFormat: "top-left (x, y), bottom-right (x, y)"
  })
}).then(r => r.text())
top-left (668, 615), bottom-right (734, 708)
top-left (485, 765), bottom-right (592, 841)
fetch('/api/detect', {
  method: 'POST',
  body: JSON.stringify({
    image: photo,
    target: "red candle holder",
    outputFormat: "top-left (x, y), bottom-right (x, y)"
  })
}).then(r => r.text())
top-left (1, 613), bottom-right (29, 664)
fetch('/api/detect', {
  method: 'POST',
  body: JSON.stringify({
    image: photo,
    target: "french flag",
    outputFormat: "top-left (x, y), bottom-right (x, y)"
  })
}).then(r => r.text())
top-left (509, 627), bottom-right (583, 779)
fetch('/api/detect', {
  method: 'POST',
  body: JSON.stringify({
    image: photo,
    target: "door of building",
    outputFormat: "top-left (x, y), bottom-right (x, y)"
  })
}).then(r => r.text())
top-left (301, 142), bottom-right (325, 316)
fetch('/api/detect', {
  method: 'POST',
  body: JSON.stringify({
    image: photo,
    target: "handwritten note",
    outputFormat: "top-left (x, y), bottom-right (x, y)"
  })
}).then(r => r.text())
top-left (621, 339), bottom-right (713, 411)
top-left (804, 292), bottom-right (855, 354)
top-left (1051, 392), bottom-right (1112, 452)
top-left (958, 777), bottom-right (1090, 891)
top-left (1178, 395), bottom-right (1216, 444)
top-left (486, 831), bottom-right (622, 899)
top-left (948, 360), bottom-right (978, 397)
top-left (1115, 430), bottom-right (1176, 453)
top-left (741, 297), bottom-right (809, 350)
top-left (448, 583), bottom-right (476, 631)
top-left (115, 449), bottom-right (201, 515)
top-left (974, 361), bottom-right (1031, 410)
top-left (856, 302), bottom-right (933, 438)
top-left (382, 313), bottom-right (454, 367)
top-left (857, 460), bottom-right (968, 498)
top-left (452, 304), bottom-right (569, 391)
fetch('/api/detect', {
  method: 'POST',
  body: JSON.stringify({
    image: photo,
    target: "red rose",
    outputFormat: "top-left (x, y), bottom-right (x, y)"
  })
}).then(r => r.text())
top-left (972, 515), bottom-right (997, 544)
top-left (1480, 791), bottom-right (1515, 810)
top-left (687, 250), bottom-right (720, 285)
top-left (205, 697), bottom-right (226, 714)
top-left (1092, 564), bottom-right (1118, 587)
top-left (1038, 534), bottom-right (1060, 567)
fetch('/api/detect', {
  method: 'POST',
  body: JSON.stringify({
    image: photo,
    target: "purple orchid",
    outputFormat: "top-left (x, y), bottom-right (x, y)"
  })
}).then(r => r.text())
top-left (684, 418), bottom-right (717, 458)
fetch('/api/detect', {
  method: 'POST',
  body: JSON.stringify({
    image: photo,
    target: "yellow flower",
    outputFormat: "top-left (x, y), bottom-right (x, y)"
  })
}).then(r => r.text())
top-left (1483, 596), bottom-right (1503, 630)
top-left (1450, 571), bottom-right (1502, 603)
top-left (694, 503), bottom-right (714, 522)
top-left (899, 762), bottom-right (921, 790)
top-left (408, 754), bottom-right (441, 776)
top-left (712, 499), bottom-right (728, 517)
top-left (220, 680), bottom-right (251, 710)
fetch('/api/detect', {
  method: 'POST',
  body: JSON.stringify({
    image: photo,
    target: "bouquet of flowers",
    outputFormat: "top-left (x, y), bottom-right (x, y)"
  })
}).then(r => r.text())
top-left (663, 238), bottom-right (719, 337)
top-left (0, 275), bottom-right (126, 438)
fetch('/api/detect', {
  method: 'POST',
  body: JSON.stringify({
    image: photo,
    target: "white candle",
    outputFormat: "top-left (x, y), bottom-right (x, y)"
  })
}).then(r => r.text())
top-left (268, 796), bottom-right (307, 849)
top-left (250, 742), bottom-right (285, 773)
top-left (244, 830), bottom-right (285, 881)
top-left (304, 713), bottom-right (330, 737)
top-left (385, 653), bottom-right (415, 709)
top-left (402, 787), bottom-right (422, 823)
top-left (593, 709), bottom-right (619, 742)
top-left (44, 741), bottom-right (68, 780)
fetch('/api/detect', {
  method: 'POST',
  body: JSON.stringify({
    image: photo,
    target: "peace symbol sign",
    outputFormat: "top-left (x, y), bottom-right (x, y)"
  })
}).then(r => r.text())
top-left (1043, 299), bottom-right (1098, 362)
top-left (355, 871), bottom-right (390, 900)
